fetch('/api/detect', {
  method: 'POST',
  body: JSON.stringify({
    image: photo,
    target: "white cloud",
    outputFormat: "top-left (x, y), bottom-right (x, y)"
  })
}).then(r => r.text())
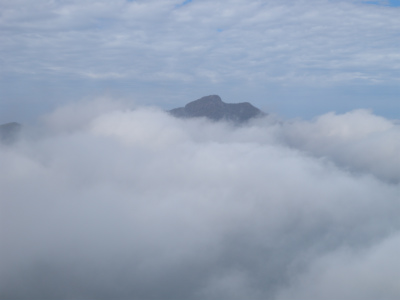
top-left (2, 0), bottom-right (400, 122)
top-left (281, 109), bottom-right (400, 182)
top-left (2, 0), bottom-right (400, 85)
top-left (1, 100), bottom-right (400, 299)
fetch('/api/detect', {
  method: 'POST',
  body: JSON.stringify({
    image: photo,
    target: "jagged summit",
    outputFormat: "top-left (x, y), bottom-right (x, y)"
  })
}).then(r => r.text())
top-left (170, 95), bottom-right (265, 123)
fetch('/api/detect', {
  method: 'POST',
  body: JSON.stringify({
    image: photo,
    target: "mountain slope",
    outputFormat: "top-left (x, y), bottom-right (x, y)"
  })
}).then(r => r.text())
top-left (170, 95), bottom-right (265, 123)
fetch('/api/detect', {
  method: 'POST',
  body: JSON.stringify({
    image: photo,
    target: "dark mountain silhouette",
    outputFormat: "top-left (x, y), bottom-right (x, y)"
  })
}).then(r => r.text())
top-left (0, 122), bottom-right (21, 144)
top-left (169, 95), bottom-right (265, 123)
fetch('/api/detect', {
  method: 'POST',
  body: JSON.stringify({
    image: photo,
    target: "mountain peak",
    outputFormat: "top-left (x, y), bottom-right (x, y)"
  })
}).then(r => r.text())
top-left (170, 95), bottom-right (265, 123)
top-left (186, 95), bottom-right (223, 106)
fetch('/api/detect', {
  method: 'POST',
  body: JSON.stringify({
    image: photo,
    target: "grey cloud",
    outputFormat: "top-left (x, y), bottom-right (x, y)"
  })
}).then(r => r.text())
top-left (275, 233), bottom-right (400, 300)
top-left (1, 100), bottom-right (400, 299)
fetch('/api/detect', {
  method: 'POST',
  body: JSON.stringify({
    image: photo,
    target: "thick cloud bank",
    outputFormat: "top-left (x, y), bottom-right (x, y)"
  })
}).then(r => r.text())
top-left (1, 100), bottom-right (400, 299)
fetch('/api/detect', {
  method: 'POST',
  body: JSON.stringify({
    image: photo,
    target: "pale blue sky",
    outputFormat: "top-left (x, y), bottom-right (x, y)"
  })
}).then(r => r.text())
top-left (364, 0), bottom-right (400, 6)
top-left (1, 0), bottom-right (400, 122)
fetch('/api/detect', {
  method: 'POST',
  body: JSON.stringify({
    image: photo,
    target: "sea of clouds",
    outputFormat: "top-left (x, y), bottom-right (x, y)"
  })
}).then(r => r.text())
top-left (1, 99), bottom-right (400, 299)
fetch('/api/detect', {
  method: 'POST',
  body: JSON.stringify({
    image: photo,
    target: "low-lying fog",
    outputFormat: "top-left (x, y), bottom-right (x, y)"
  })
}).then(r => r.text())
top-left (1, 99), bottom-right (400, 299)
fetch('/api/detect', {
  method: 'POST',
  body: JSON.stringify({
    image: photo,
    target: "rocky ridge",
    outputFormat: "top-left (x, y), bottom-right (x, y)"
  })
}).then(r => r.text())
top-left (169, 95), bottom-right (265, 123)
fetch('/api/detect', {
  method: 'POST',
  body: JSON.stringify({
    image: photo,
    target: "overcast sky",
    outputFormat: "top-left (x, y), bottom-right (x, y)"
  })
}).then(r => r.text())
top-left (1, 0), bottom-right (400, 122)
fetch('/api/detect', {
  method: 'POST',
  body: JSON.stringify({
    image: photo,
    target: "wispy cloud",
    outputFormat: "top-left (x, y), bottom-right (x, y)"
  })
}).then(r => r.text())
top-left (2, 0), bottom-right (400, 85)
top-left (1, 0), bottom-right (400, 120)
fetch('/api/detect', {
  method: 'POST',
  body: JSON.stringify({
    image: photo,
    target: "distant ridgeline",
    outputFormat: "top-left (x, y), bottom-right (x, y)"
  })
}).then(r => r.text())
top-left (0, 96), bottom-right (262, 145)
top-left (0, 122), bottom-right (21, 144)
top-left (169, 95), bottom-right (265, 123)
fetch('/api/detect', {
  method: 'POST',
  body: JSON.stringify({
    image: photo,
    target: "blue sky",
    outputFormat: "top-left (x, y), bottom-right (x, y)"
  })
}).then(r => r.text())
top-left (364, 0), bottom-right (400, 6)
top-left (1, 0), bottom-right (400, 122)
top-left (176, 0), bottom-right (193, 7)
